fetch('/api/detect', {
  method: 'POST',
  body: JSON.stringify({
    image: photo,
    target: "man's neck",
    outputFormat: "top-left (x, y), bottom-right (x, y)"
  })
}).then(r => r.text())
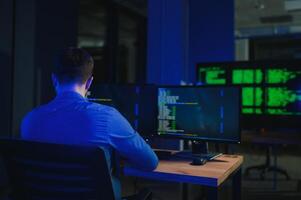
top-left (56, 84), bottom-right (86, 97)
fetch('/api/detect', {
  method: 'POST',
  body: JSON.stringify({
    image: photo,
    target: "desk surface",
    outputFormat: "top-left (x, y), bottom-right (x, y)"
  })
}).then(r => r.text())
top-left (124, 154), bottom-right (243, 187)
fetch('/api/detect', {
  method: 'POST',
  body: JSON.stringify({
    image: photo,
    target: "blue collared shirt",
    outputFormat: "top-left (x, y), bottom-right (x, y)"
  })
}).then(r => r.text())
top-left (21, 91), bottom-right (158, 171)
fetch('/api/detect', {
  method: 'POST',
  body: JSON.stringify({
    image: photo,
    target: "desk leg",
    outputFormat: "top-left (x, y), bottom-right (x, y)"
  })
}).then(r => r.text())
top-left (181, 183), bottom-right (188, 200)
top-left (233, 168), bottom-right (242, 200)
top-left (207, 186), bottom-right (218, 200)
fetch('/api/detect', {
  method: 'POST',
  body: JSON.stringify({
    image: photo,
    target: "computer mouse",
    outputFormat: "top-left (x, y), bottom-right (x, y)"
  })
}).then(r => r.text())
top-left (191, 157), bottom-right (207, 166)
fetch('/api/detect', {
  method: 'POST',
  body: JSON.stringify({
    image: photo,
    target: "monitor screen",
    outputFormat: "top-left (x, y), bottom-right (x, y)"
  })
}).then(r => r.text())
top-left (88, 84), bottom-right (158, 137)
top-left (196, 61), bottom-right (301, 130)
top-left (157, 86), bottom-right (241, 143)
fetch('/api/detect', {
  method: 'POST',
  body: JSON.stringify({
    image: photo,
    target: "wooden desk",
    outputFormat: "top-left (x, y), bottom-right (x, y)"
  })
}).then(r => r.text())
top-left (124, 154), bottom-right (243, 200)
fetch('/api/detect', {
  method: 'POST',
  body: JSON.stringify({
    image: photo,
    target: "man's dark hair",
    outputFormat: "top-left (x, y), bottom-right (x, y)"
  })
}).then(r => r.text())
top-left (54, 47), bottom-right (94, 84)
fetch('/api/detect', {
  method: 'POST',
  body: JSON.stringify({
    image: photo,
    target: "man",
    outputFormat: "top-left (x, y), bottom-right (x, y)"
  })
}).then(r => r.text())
top-left (21, 48), bottom-right (158, 197)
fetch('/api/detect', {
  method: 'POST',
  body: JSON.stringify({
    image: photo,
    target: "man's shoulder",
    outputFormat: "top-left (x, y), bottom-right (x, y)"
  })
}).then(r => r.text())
top-left (22, 104), bottom-right (49, 124)
top-left (25, 101), bottom-right (118, 115)
top-left (85, 101), bottom-right (117, 113)
top-left (23, 104), bottom-right (45, 117)
top-left (21, 104), bottom-right (47, 134)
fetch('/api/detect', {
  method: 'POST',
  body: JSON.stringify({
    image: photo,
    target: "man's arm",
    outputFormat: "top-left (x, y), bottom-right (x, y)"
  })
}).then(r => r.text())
top-left (107, 108), bottom-right (159, 171)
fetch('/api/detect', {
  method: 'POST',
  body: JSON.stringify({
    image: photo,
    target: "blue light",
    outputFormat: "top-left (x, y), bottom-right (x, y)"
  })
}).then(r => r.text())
top-left (195, 81), bottom-right (204, 86)
top-left (220, 122), bottom-right (224, 134)
top-left (220, 106), bottom-right (224, 119)
top-left (220, 89), bottom-right (224, 97)
top-left (135, 103), bottom-right (139, 116)
top-left (135, 86), bottom-right (140, 94)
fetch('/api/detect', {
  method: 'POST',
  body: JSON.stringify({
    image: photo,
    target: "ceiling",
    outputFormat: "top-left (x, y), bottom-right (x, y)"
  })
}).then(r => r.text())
top-left (236, 0), bottom-right (301, 36)
top-left (79, 0), bottom-right (301, 40)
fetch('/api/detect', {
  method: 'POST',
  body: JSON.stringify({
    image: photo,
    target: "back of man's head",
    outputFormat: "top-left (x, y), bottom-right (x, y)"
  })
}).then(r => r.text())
top-left (54, 47), bottom-right (94, 84)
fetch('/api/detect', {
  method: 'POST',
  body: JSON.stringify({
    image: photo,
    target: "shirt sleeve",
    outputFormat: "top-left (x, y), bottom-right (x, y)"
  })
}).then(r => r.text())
top-left (107, 108), bottom-right (158, 171)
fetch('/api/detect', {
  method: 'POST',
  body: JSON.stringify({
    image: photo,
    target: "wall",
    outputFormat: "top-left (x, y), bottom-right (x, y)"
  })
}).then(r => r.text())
top-left (9, 0), bottom-right (79, 137)
top-left (35, 0), bottom-right (79, 104)
top-left (11, 0), bottom-right (36, 136)
top-left (0, 0), bottom-right (14, 191)
top-left (147, 0), bottom-right (234, 84)
top-left (147, 0), bottom-right (188, 84)
top-left (188, 0), bottom-right (235, 81)
top-left (0, 0), bottom-right (14, 137)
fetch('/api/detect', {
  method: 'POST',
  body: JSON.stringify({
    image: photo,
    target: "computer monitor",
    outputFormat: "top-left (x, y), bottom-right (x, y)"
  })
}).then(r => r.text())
top-left (156, 86), bottom-right (241, 144)
top-left (196, 60), bottom-right (301, 130)
top-left (88, 84), bottom-right (158, 137)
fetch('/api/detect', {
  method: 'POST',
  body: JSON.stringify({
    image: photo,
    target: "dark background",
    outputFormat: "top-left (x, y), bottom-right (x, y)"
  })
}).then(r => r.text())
top-left (1, 0), bottom-right (301, 199)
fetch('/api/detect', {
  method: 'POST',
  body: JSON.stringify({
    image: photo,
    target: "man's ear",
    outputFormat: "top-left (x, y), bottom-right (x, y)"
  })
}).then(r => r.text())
top-left (51, 73), bottom-right (59, 90)
top-left (85, 76), bottom-right (93, 91)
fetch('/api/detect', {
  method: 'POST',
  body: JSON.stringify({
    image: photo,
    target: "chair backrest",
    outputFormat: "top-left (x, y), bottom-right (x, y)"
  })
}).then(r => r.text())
top-left (0, 139), bottom-right (116, 200)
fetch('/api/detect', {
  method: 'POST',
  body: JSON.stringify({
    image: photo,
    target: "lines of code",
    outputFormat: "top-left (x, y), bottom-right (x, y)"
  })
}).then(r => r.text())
top-left (157, 87), bottom-right (240, 141)
top-left (197, 65), bottom-right (301, 116)
top-left (267, 87), bottom-right (301, 115)
top-left (242, 87), bottom-right (263, 107)
top-left (198, 67), bottom-right (226, 84)
top-left (157, 88), bottom-right (222, 136)
top-left (233, 69), bottom-right (263, 84)
top-left (158, 88), bottom-right (190, 134)
top-left (267, 68), bottom-right (301, 84)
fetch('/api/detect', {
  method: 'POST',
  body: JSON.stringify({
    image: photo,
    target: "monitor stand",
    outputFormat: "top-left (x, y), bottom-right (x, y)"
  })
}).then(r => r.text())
top-left (174, 141), bottom-right (222, 161)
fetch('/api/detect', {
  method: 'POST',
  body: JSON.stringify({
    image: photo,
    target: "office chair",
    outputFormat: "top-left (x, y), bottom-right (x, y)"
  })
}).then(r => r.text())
top-left (0, 139), bottom-right (152, 200)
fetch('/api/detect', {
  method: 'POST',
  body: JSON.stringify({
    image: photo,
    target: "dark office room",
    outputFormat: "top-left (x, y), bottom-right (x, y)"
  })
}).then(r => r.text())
top-left (1, 0), bottom-right (301, 200)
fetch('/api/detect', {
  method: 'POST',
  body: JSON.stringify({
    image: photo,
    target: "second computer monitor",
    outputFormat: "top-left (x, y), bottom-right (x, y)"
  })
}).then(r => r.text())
top-left (157, 86), bottom-right (241, 143)
top-left (88, 84), bottom-right (158, 137)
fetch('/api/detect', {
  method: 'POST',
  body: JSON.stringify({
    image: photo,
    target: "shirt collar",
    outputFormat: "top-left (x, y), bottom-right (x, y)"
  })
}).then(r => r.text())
top-left (55, 91), bottom-right (87, 102)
